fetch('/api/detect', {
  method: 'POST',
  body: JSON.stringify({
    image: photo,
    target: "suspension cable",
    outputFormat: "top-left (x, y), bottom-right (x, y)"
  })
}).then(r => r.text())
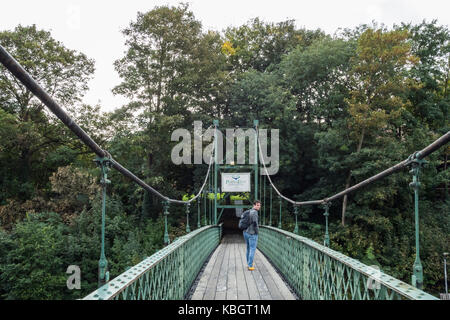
top-left (2, 45), bottom-right (448, 206)
top-left (256, 126), bottom-right (306, 205)
top-left (257, 126), bottom-right (449, 206)
top-left (0, 44), bottom-right (215, 205)
top-left (181, 129), bottom-right (215, 204)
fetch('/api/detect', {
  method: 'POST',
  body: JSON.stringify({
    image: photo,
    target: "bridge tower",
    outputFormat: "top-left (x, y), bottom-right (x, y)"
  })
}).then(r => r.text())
top-left (212, 120), bottom-right (260, 228)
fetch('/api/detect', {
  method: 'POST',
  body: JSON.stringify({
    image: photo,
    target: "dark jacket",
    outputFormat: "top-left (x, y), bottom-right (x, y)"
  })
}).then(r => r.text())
top-left (244, 209), bottom-right (259, 235)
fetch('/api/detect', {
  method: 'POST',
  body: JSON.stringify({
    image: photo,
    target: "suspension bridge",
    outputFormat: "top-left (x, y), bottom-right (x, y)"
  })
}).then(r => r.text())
top-left (1, 45), bottom-right (448, 301)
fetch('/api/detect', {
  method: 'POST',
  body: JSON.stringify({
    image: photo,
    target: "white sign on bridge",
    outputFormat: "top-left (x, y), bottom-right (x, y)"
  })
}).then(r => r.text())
top-left (221, 172), bottom-right (251, 192)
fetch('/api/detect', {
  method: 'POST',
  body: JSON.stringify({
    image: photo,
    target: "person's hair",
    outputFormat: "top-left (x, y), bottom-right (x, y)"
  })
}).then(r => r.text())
top-left (253, 200), bottom-right (261, 205)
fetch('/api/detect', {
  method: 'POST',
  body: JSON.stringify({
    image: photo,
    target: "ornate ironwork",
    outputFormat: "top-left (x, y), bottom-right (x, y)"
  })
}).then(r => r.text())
top-left (258, 226), bottom-right (438, 300)
top-left (408, 152), bottom-right (427, 289)
top-left (94, 156), bottom-right (112, 287)
top-left (185, 203), bottom-right (191, 233)
top-left (84, 225), bottom-right (222, 300)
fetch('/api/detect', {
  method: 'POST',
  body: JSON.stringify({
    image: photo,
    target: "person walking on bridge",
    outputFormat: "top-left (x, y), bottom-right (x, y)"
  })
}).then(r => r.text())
top-left (243, 200), bottom-right (260, 271)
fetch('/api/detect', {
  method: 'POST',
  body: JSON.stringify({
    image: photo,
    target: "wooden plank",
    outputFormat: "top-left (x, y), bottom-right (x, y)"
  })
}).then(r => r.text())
top-left (254, 253), bottom-right (284, 300)
top-left (251, 251), bottom-right (272, 299)
top-left (190, 234), bottom-right (297, 300)
top-left (235, 239), bottom-right (250, 300)
top-left (238, 240), bottom-right (261, 300)
top-left (226, 242), bottom-right (237, 300)
top-left (256, 249), bottom-right (296, 300)
top-left (191, 242), bottom-right (222, 300)
top-left (215, 236), bottom-right (230, 300)
top-left (202, 241), bottom-right (226, 300)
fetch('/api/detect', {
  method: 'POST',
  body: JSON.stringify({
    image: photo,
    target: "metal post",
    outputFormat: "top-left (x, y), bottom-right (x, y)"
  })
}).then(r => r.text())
top-left (185, 203), bottom-right (191, 233)
top-left (293, 205), bottom-right (299, 235)
top-left (444, 252), bottom-right (449, 295)
top-left (278, 196), bottom-right (282, 229)
top-left (269, 185), bottom-right (272, 226)
top-left (323, 202), bottom-right (331, 247)
top-left (263, 175), bottom-right (266, 225)
top-left (95, 156), bottom-right (111, 287)
top-left (213, 120), bottom-right (219, 225)
top-left (208, 175), bottom-right (211, 225)
top-left (409, 155), bottom-right (426, 289)
top-left (203, 190), bottom-right (207, 226)
top-left (259, 168), bottom-right (262, 201)
top-left (254, 120), bottom-right (259, 203)
top-left (197, 198), bottom-right (201, 228)
top-left (209, 182), bottom-right (212, 225)
top-left (163, 201), bottom-right (170, 245)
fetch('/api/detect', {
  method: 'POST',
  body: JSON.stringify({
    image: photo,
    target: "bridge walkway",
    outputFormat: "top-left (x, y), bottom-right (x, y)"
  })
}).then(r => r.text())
top-left (191, 233), bottom-right (297, 300)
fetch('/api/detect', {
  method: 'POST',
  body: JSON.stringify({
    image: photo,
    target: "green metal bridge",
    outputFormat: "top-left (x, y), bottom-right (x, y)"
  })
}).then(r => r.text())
top-left (1, 45), bottom-right (448, 301)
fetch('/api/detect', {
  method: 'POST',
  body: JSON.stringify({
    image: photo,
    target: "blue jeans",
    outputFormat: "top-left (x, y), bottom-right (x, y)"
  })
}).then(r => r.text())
top-left (243, 231), bottom-right (258, 268)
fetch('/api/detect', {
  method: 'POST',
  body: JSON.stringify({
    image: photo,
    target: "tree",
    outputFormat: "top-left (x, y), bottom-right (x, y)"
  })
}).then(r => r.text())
top-left (340, 28), bottom-right (419, 225)
top-left (0, 25), bottom-right (95, 201)
top-left (224, 18), bottom-right (325, 73)
top-left (229, 70), bottom-right (295, 125)
top-left (404, 20), bottom-right (449, 132)
top-left (113, 3), bottom-right (202, 116)
top-left (111, 4), bottom-right (230, 208)
top-left (48, 165), bottom-right (100, 223)
top-left (1, 212), bottom-right (68, 299)
top-left (141, 190), bottom-right (153, 222)
top-left (279, 37), bottom-right (356, 125)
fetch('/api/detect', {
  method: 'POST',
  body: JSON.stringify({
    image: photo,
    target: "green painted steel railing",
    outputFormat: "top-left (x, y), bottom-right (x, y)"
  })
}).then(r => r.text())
top-left (83, 224), bottom-right (222, 300)
top-left (258, 226), bottom-right (438, 300)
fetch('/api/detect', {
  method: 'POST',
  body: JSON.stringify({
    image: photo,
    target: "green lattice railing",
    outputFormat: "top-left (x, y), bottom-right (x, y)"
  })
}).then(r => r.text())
top-left (83, 224), bottom-right (222, 300)
top-left (258, 226), bottom-right (438, 300)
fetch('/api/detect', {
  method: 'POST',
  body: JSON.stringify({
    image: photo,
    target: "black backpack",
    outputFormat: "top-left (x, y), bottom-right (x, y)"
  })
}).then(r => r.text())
top-left (238, 210), bottom-right (251, 230)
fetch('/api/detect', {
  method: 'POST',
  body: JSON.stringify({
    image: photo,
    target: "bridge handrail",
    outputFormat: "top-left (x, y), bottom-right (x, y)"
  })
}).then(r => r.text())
top-left (83, 224), bottom-right (222, 300)
top-left (258, 226), bottom-right (439, 300)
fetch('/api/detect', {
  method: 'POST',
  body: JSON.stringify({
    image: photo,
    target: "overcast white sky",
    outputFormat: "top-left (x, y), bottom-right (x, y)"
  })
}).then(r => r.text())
top-left (1, 0), bottom-right (449, 112)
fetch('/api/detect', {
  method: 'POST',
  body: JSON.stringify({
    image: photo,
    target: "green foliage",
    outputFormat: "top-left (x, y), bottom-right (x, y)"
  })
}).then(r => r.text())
top-left (279, 37), bottom-right (355, 124)
top-left (404, 20), bottom-right (450, 132)
top-left (0, 212), bottom-right (68, 299)
top-left (224, 17), bottom-right (325, 73)
top-left (229, 70), bottom-right (296, 125)
top-left (0, 24), bottom-right (96, 202)
top-left (0, 11), bottom-right (448, 299)
top-left (141, 190), bottom-right (153, 222)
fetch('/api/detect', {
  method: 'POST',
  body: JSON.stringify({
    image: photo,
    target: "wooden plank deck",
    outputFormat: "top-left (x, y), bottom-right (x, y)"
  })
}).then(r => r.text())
top-left (191, 233), bottom-right (297, 300)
